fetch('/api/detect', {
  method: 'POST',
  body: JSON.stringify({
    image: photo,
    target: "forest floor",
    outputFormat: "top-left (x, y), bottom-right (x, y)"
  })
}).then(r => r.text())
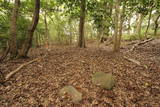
top-left (0, 39), bottom-right (160, 107)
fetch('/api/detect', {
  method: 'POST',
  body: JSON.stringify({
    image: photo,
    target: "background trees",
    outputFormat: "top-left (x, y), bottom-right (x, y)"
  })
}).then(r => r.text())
top-left (0, 0), bottom-right (160, 60)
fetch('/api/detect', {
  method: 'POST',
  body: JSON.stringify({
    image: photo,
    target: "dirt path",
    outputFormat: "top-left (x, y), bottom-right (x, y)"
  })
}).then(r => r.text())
top-left (0, 40), bottom-right (160, 107)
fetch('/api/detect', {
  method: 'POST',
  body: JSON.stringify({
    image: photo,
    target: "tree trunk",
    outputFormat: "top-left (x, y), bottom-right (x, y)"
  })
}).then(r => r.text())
top-left (44, 10), bottom-right (50, 49)
top-left (19, 0), bottom-right (40, 58)
top-left (78, 0), bottom-right (86, 48)
top-left (145, 7), bottom-right (153, 38)
top-left (113, 0), bottom-right (119, 52)
top-left (134, 13), bottom-right (140, 34)
top-left (1, 0), bottom-right (20, 60)
top-left (113, 0), bottom-right (125, 52)
top-left (154, 15), bottom-right (160, 36)
top-left (127, 16), bottom-right (131, 35)
top-left (69, 18), bottom-right (72, 45)
top-left (136, 13), bottom-right (144, 39)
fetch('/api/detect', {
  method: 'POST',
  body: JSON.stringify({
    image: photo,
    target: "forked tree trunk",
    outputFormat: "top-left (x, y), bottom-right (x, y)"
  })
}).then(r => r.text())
top-left (145, 7), bottom-right (153, 38)
top-left (154, 15), bottom-right (160, 36)
top-left (78, 0), bottom-right (86, 48)
top-left (19, 0), bottom-right (40, 58)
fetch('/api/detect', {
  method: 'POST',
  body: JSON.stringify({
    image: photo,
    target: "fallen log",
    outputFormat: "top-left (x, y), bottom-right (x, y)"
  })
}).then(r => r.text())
top-left (130, 38), bottom-right (154, 52)
top-left (5, 58), bottom-right (41, 81)
top-left (123, 56), bottom-right (148, 69)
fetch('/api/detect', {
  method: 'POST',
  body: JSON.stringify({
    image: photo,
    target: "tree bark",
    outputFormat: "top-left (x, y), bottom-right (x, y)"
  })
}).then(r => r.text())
top-left (69, 18), bottom-right (72, 45)
top-left (1, 0), bottom-right (20, 60)
top-left (154, 15), bottom-right (160, 36)
top-left (19, 0), bottom-right (40, 58)
top-left (113, 0), bottom-right (125, 52)
top-left (136, 13), bottom-right (144, 39)
top-left (145, 7), bottom-right (153, 38)
top-left (78, 0), bottom-right (86, 48)
top-left (113, 0), bottom-right (119, 52)
top-left (44, 10), bottom-right (50, 49)
top-left (127, 16), bottom-right (131, 35)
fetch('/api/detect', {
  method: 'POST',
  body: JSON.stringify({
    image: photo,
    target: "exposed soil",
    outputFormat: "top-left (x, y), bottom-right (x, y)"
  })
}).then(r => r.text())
top-left (0, 39), bottom-right (160, 107)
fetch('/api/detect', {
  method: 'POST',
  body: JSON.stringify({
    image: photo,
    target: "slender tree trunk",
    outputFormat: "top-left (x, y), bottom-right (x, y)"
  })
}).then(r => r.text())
top-left (44, 10), bottom-right (50, 49)
top-left (127, 16), bottom-right (131, 35)
top-left (136, 13), bottom-right (144, 39)
top-left (19, 0), bottom-right (40, 58)
top-left (154, 15), bottom-right (160, 36)
top-left (134, 13), bottom-right (139, 34)
top-left (113, 0), bottom-right (125, 52)
top-left (69, 18), bottom-right (72, 45)
top-left (97, 27), bottom-right (103, 48)
top-left (78, 0), bottom-right (86, 48)
top-left (145, 7), bottom-right (153, 38)
top-left (113, 0), bottom-right (119, 52)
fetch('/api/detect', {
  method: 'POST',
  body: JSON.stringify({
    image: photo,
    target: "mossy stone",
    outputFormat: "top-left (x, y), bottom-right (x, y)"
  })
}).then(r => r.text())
top-left (92, 72), bottom-right (115, 90)
top-left (59, 86), bottom-right (82, 103)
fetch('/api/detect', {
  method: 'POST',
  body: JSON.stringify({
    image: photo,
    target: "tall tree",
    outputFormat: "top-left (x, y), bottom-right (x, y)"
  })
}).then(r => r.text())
top-left (113, 0), bottom-right (126, 52)
top-left (0, 0), bottom-right (20, 60)
top-left (78, 0), bottom-right (86, 48)
top-left (19, 0), bottom-right (40, 58)
top-left (9, 0), bottom-right (20, 59)
top-left (136, 13), bottom-right (144, 39)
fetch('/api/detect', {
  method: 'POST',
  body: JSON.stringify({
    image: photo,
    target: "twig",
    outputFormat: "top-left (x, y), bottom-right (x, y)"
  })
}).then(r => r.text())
top-left (5, 58), bottom-right (41, 81)
top-left (123, 56), bottom-right (148, 69)
top-left (123, 56), bottom-right (141, 66)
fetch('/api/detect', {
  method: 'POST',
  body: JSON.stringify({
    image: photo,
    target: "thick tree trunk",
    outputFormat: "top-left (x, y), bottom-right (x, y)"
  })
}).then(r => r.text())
top-left (19, 0), bottom-right (40, 58)
top-left (154, 15), bottom-right (160, 36)
top-left (1, 0), bottom-right (20, 60)
top-left (78, 0), bottom-right (86, 48)
top-left (145, 7), bottom-right (153, 38)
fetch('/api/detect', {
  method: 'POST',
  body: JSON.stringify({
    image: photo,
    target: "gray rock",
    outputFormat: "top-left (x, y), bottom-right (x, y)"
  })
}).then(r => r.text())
top-left (59, 86), bottom-right (82, 103)
top-left (92, 72), bottom-right (115, 90)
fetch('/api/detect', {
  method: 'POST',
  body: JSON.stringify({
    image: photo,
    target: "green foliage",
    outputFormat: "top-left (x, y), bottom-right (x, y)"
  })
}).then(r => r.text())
top-left (0, 0), bottom-right (160, 52)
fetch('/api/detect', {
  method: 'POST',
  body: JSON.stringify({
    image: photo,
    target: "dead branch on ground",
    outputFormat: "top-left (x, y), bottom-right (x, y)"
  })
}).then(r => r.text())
top-left (123, 56), bottom-right (148, 69)
top-left (5, 57), bottom-right (41, 81)
top-left (130, 38), bottom-right (154, 52)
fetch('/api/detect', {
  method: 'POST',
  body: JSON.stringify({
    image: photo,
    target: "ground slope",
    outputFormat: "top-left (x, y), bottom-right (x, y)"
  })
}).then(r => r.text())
top-left (0, 39), bottom-right (160, 107)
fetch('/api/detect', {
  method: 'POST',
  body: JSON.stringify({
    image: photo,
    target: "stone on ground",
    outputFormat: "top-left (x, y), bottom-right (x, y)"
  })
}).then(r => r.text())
top-left (92, 72), bottom-right (115, 90)
top-left (59, 86), bottom-right (82, 103)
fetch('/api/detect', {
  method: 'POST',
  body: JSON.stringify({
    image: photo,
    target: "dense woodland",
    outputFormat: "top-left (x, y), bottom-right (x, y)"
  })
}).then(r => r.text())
top-left (0, 0), bottom-right (160, 106)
